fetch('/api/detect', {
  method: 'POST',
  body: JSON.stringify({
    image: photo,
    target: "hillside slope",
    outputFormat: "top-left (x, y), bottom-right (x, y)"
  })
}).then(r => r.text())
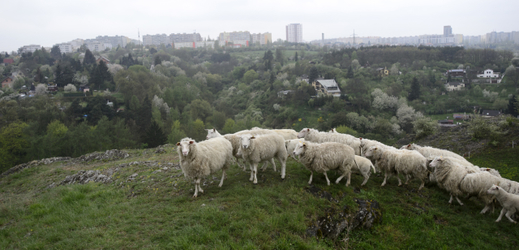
top-left (1, 141), bottom-right (519, 249)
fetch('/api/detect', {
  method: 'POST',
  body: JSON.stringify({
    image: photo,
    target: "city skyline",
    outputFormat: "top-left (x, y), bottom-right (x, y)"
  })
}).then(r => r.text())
top-left (1, 0), bottom-right (517, 52)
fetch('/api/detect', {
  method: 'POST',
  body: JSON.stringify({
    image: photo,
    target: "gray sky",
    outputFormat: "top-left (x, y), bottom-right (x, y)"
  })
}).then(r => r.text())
top-left (1, 0), bottom-right (517, 53)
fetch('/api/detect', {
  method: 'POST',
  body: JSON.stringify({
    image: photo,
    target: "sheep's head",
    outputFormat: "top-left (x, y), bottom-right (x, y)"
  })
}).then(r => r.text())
top-left (206, 128), bottom-right (220, 139)
top-left (177, 138), bottom-right (195, 156)
top-left (364, 146), bottom-right (377, 158)
top-left (240, 134), bottom-right (255, 149)
top-left (429, 156), bottom-right (443, 168)
top-left (487, 184), bottom-right (500, 195)
top-left (297, 128), bottom-right (311, 139)
top-left (293, 142), bottom-right (307, 156)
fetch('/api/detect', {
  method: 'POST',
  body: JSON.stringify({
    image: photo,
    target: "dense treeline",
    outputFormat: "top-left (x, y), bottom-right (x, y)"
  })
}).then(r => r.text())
top-left (0, 43), bottom-right (518, 172)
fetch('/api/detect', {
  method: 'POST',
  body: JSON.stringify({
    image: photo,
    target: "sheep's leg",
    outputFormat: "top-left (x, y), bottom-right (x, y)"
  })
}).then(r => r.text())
top-left (218, 170), bottom-right (226, 187)
top-left (271, 158), bottom-right (277, 172)
top-left (252, 163), bottom-right (258, 184)
top-left (308, 171), bottom-right (313, 185)
top-left (505, 210), bottom-right (517, 224)
top-left (448, 195), bottom-right (453, 204)
top-left (249, 164), bottom-right (254, 182)
top-left (381, 171), bottom-right (389, 187)
top-left (261, 161), bottom-right (269, 172)
top-left (396, 172), bottom-right (403, 186)
top-left (193, 179), bottom-right (199, 198)
top-left (418, 180), bottom-right (425, 190)
top-left (335, 171), bottom-right (347, 184)
top-left (496, 208), bottom-right (506, 222)
top-left (405, 174), bottom-right (411, 185)
top-left (361, 172), bottom-right (369, 186)
top-left (345, 172), bottom-right (352, 187)
top-left (481, 204), bottom-right (492, 214)
top-left (324, 172), bottom-right (331, 186)
top-left (280, 158), bottom-right (286, 180)
top-left (455, 196), bottom-right (464, 206)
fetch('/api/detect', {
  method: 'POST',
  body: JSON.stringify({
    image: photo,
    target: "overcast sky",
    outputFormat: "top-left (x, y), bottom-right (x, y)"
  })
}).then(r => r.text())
top-left (1, 0), bottom-right (517, 53)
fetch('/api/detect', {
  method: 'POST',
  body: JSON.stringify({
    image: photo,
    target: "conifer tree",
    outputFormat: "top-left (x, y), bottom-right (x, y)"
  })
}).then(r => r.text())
top-left (408, 77), bottom-right (421, 101)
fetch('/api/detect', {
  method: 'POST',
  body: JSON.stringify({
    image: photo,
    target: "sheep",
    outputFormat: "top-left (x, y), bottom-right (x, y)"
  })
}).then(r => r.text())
top-left (401, 143), bottom-right (470, 165)
top-left (429, 156), bottom-right (479, 205)
top-left (176, 137), bottom-right (233, 197)
top-left (206, 128), bottom-right (275, 171)
top-left (297, 128), bottom-right (361, 155)
top-left (480, 167), bottom-right (501, 178)
top-left (285, 138), bottom-right (305, 161)
top-left (365, 146), bottom-right (428, 190)
top-left (239, 133), bottom-right (288, 184)
top-left (487, 184), bottom-right (519, 223)
top-left (352, 155), bottom-right (377, 186)
top-left (292, 141), bottom-right (359, 186)
top-left (459, 171), bottom-right (503, 214)
top-left (359, 137), bottom-right (391, 158)
top-left (251, 127), bottom-right (298, 140)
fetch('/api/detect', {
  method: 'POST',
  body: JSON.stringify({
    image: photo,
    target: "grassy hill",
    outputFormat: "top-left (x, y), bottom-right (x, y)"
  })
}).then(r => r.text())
top-left (1, 140), bottom-right (519, 249)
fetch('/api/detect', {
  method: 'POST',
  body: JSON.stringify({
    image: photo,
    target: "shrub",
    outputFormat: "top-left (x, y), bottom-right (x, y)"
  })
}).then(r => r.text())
top-left (413, 117), bottom-right (438, 139)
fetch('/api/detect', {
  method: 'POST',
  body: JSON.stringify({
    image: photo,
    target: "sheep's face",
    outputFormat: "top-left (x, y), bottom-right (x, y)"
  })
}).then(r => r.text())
top-left (293, 142), bottom-right (306, 156)
top-left (328, 128), bottom-right (338, 133)
top-left (240, 134), bottom-right (254, 149)
top-left (297, 128), bottom-right (310, 139)
top-left (206, 129), bottom-right (220, 139)
top-left (487, 184), bottom-right (500, 195)
top-left (178, 140), bottom-right (195, 156)
top-left (429, 157), bottom-right (443, 168)
top-left (364, 146), bottom-right (377, 158)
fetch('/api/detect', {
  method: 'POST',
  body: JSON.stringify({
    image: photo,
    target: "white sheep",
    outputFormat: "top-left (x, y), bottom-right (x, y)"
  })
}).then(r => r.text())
top-left (297, 128), bottom-right (361, 155)
top-left (239, 133), bottom-right (288, 184)
top-left (359, 137), bottom-right (391, 158)
top-left (285, 138), bottom-right (305, 161)
top-left (429, 156), bottom-right (479, 205)
top-left (177, 137), bottom-right (233, 197)
top-left (487, 184), bottom-right (519, 223)
top-left (365, 146), bottom-right (428, 190)
top-left (251, 127), bottom-right (298, 140)
top-left (294, 142), bottom-right (357, 186)
top-left (459, 171), bottom-right (503, 214)
top-left (401, 143), bottom-right (470, 165)
top-left (352, 155), bottom-right (377, 186)
top-left (480, 167), bottom-right (501, 178)
top-left (293, 141), bottom-right (358, 186)
top-left (206, 128), bottom-right (274, 171)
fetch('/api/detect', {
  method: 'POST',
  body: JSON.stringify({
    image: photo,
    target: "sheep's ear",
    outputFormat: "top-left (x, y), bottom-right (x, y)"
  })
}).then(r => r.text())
top-left (213, 128), bottom-right (216, 132)
top-left (302, 143), bottom-right (306, 147)
top-left (176, 142), bottom-right (180, 146)
top-left (486, 168), bottom-right (490, 171)
top-left (360, 137), bottom-right (363, 140)
top-left (306, 128), bottom-right (310, 132)
top-left (189, 141), bottom-right (194, 144)
top-left (251, 136), bottom-right (255, 139)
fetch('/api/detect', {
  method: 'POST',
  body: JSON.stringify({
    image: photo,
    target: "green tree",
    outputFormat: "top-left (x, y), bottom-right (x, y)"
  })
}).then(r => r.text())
top-left (0, 122), bottom-right (29, 172)
top-left (83, 49), bottom-right (96, 65)
top-left (222, 118), bottom-right (236, 134)
top-left (263, 50), bottom-right (274, 71)
top-left (243, 69), bottom-right (258, 84)
top-left (168, 120), bottom-right (187, 144)
top-left (186, 119), bottom-right (206, 142)
top-left (408, 77), bottom-right (421, 101)
top-left (294, 52), bottom-right (298, 62)
top-left (308, 66), bottom-right (319, 84)
top-left (508, 94), bottom-right (518, 117)
top-left (50, 45), bottom-right (62, 60)
top-left (275, 48), bottom-right (284, 66)
top-left (144, 121), bottom-right (167, 148)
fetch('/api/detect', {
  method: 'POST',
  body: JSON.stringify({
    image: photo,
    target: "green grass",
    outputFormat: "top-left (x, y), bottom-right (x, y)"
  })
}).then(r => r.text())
top-left (1, 147), bottom-right (519, 249)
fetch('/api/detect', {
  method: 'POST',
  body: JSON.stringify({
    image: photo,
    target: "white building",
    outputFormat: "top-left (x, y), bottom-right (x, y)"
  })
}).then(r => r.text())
top-left (57, 43), bottom-right (74, 53)
top-left (312, 79), bottom-right (341, 97)
top-left (286, 23), bottom-right (303, 43)
top-left (477, 69), bottom-right (500, 78)
top-left (18, 45), bottom-right (41, 54)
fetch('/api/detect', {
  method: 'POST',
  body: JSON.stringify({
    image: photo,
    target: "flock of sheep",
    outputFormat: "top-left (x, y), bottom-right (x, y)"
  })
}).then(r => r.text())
top-left (176, 127), bottom-right (519, 224)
